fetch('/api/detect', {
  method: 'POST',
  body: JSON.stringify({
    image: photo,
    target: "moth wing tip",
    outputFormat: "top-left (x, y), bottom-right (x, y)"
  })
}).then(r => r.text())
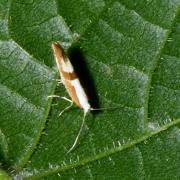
top-left (52, 42), bottom-right (60, 49)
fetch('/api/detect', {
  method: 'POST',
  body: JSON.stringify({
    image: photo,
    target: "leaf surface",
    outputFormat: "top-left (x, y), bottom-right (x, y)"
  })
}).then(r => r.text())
top-left (0, 0), bottom-right (180, 179)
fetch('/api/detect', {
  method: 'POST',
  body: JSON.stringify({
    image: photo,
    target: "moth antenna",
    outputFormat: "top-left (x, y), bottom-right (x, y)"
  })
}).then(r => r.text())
top-left (90, 106), bottom-right (120, 111)
top-left (67, 111), bottom-right (87, 154)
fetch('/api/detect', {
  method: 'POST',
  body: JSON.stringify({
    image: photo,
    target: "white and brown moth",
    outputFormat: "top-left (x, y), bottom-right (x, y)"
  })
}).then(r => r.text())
top-left (52, 42), bottom-right (91, 113)
top-left (51, 42), bottom-right (117, 153)
top-left (52, 42), bottom-right (91, 153)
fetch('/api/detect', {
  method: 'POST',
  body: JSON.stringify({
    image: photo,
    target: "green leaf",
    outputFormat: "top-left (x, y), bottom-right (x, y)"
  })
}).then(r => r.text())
top-left (0, 0), bottom-right (180, 179)
top-left (0, 129), bottom-right (8, 162)
top-left (0, 0), bottom-right (57, 168)
top-left (0, 169), bottom-right (11, 180)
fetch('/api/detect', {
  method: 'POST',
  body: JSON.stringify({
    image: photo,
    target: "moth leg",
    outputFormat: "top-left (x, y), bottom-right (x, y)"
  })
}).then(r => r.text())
top-left (52, 78), bottom-right (62, 83)
top-left (59, 98), bottom-right (73, 116)
top-left (47, 95), bottom-right (73, 115)
top-left (57, 79), bottom-right (63, 84)
top-left (60, 96), bottom-right (72, 103)
top-left (47, 95), bottom-right (60, 98)
top-left (48, 95), bottom-right (72, 102)
top-left (52, 78), bottom-right (63, 85)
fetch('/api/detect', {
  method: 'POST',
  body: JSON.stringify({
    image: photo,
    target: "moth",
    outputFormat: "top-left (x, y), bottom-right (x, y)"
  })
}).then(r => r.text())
top-left (51, 42), bottom-right (117, 153)
top-left (52, 42), bottom-right (92, 153)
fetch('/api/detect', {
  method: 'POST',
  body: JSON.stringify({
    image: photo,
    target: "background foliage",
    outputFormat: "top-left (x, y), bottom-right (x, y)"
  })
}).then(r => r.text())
top-left (0, 0), bottom-right (180, 179)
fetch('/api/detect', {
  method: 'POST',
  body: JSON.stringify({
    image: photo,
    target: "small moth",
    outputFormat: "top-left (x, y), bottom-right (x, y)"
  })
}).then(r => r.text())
top-left (52, 42), bottom-right (92, 153)
top-left (52, 43), bottom-right (118, 152)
